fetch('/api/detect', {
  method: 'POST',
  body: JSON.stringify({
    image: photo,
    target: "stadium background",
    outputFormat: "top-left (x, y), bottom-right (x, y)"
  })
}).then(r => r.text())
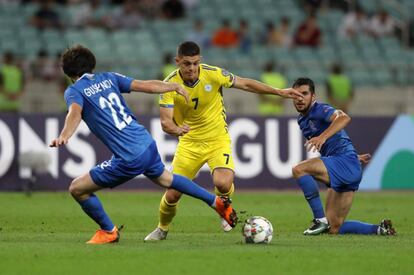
top-left (0, 0), bottom-right (414, 190)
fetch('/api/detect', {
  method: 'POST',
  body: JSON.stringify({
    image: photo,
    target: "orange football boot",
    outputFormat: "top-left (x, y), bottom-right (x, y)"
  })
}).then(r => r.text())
top-left (214, 196), bottom-right (238, 228)
top-left (86, 226), bottom-right (121, 244)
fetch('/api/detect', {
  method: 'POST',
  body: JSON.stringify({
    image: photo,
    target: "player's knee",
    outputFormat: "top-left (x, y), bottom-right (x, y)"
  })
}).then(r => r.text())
top-left (68, 181), bottom-right (83, 199)
top-left (68, 183), bottom-right (78, 197)
top-left (292, 165), bottom-right (305, 179)
top-left (214, 177), bottom-right (232, 191)
top-left (165, 190), bottom-right (182, 203)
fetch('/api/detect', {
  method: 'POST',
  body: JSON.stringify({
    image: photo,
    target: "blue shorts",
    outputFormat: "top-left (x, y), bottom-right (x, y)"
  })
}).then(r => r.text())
top-left (321, 154), bottom-right (362, 193)
top-left (90, 141), bottom-right (165, 188)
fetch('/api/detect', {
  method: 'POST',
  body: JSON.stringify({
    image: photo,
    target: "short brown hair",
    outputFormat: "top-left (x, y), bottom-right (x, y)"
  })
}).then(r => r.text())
top-left (61, 45), bottom-right (96, 78)
top-left (177, 41), bottom-right (200, 57)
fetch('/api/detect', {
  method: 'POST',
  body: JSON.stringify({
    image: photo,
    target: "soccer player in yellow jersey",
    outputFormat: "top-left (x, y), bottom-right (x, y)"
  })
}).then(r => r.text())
top-left (144, 41), bottom-right (302, 241)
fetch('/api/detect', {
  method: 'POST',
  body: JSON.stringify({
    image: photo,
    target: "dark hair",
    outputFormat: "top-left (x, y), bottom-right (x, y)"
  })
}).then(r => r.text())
top-left (177, 41), bottom-right (200, 57)
top-left (331, 63), bottom-right (342, 74)
top-left (61, 45), bottom-right (96, 78)
top-left (3, 51), bottom-right (14, 63)
top-left (292, 77), bottom-right (315, 93)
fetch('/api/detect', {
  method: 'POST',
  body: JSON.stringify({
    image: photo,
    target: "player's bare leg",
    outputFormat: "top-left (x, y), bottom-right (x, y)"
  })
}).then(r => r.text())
top-left (325, 188), bottom-right (396, 235)
top-left (69, 173), bottom-right (119, 244)
top-left (325, 189), bottom-right (354, 234)
top-left (69, 173), bottom-right (103, 201)
top-left (292, 158), bottom-right (330, 235)
top-left (212, 168), bottom-right (235, 231)
top-left (292, 157), bottom-right (330, 183)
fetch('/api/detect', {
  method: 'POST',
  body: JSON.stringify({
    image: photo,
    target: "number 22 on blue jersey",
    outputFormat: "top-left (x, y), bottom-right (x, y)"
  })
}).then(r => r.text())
top-left (99, 92), bottom-right (132, 130)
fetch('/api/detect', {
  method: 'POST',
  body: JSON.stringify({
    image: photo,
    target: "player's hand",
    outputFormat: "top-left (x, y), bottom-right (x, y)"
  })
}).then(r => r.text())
top-left (176, 124), bottom-right (190, 136)
top-left (305, 136), bottom-right (326, 152)
top-left (174, 84), bottom-right (189, 103)
top-left (49, 136), bottom-right (68, 147)
top-left (358, 153), bottom-right (371, 164)
top-left (278, 88), bottom-right (303, 99)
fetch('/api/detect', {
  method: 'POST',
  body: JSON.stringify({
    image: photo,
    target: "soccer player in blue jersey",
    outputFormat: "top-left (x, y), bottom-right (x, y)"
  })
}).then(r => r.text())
top-left (49, 45), bottom-right (237, 244)
top-left (291, 77), bottom-right (396, 236)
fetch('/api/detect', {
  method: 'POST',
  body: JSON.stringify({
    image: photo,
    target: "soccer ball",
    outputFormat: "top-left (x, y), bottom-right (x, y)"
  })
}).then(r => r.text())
top-left (242, 216), bottom-right (273, 244)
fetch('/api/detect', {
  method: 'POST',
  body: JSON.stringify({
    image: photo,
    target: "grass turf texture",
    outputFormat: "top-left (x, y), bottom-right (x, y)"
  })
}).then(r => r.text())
top-left (0, 191), bottom-right (413, 274)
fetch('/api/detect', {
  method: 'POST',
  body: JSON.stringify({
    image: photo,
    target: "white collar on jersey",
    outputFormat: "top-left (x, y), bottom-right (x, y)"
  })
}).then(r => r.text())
top-left (76, 73), bottom-right (95, 82)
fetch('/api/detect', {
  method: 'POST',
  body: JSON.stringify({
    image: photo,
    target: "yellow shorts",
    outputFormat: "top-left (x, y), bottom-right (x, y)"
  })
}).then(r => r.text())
top-left (171, 137), bottom-right (235, 179)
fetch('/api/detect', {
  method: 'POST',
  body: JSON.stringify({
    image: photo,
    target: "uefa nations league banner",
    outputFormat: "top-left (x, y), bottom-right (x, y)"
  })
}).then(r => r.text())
top-left (0, 114), bottom-right (411, 191)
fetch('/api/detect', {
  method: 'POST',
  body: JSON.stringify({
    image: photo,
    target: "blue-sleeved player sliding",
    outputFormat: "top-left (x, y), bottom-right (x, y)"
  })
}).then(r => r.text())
top-left (49, 45), bottom-right (238, 244)
top-left (291, 77), bottom-right (395, 236)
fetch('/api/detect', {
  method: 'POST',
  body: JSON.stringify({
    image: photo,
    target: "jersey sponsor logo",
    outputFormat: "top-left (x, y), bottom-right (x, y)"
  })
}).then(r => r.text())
top-left (204, 84), bottom-right (212, 92)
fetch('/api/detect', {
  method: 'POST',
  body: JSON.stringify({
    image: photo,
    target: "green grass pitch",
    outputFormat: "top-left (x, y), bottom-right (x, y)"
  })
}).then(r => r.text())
top-left (0, 191), bottom-right (413, 274)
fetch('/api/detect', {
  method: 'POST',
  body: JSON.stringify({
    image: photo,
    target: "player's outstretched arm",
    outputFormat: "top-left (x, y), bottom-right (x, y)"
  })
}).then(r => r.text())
top-left (159, 107), bottom-right (190, 137)
top-left (130, 80), bottom-right (189, 103)
top-left (49, 103), bottom-right (82, 147)
top-left (232, 76), bottom-right (303, 99)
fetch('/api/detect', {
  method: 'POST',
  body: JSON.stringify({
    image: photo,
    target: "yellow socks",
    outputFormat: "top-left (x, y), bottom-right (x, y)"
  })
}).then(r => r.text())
top-left (157, 183), bottom-right (234, 231)
top-left (158, 193), bottom-right (178, 231)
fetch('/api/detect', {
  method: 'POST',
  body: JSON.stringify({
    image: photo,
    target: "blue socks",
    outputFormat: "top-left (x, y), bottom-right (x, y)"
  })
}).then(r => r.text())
top-left (298, 175), bottom-right (325, 219)
top-left (171, 174), bottom-right (216, 206)
top-left (339, 220), bottom-right (379, 235)
top-left (297, 176), bottom-right (379, 235)
top-left (78, 194), bottom-right (114, 231)
top-left (76, 175), bottom-right (216, 231)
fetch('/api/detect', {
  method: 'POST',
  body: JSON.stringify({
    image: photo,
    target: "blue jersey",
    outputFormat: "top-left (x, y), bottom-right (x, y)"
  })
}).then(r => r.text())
top-left (297, 101), bottom-right (357, 157)
top-left (64, 72), bottom-right (153, 161)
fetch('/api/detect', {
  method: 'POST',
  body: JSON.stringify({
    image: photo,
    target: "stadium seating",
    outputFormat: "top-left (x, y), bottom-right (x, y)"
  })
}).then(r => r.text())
top-left (0, 0), bottom-right (413, 115)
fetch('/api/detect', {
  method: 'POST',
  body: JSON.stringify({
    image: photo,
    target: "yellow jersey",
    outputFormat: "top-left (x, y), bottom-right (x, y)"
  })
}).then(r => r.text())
top-left (159, 64), bottom-right (235, 141)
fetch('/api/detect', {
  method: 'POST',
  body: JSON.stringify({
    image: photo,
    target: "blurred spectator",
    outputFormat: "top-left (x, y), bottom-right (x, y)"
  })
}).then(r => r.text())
top-left (160, 53), bottom-right (176, 79)
top-left (212, 19), bottom-right (239, 48)
top-left (30, 0), bottom-right (62, 30)
top-left (302, 0), bottom-right (322, 13)
top-left (0, 52), bottom-right (25, 112)
top-left (31, 50), bottom-right (58, 81)
top-left (327, 0), bottom-right (348, 10)
top-left (369, 9), bottom-right (396, 37)
top-left (293, 13), bottom-right (321, 48)
top-left (326, 63), bottom-right (353, 113)
top-left (181, 0), bottom-right (199, 11)
top-left (260, 21), bottom-right (277, 45)
top-left (71, 0), bottom-right (107, 28)
top-left (138, 0), bottom-right (162, 19)
top-left (237, 19), bottom-right (252, 54)
top-left (263, 17), bottom-right (292, 47)
top-left (258, 62), bottom-right (287, 115)
top-left (409, 20), bottom-right (414, 47)
top-left (104, 0), bottom-right (142, 30)
top-left (338, 7), bottom-right (370, 39)
top-left (185, 19), bottom-right (210, 48)
top-left (161, 0), bottom-right (185, 20)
